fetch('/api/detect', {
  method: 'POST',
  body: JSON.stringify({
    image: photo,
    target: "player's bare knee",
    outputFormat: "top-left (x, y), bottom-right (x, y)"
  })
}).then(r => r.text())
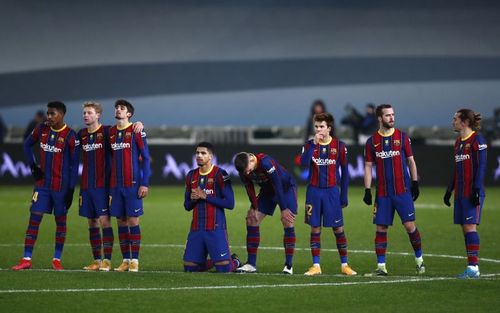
top-left (214, 260), bottom-right (230, 266)
top-left (333, 226), bottom-right (344, 234)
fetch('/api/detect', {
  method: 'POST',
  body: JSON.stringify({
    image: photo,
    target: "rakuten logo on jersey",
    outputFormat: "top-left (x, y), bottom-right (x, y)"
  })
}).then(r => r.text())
top-left (455, 154), bottom-right (470, 162)
top-left (40, 143), bottom-right (62, 153)
top-left (312, 156), bottom-right (336, 165)
top-left (375, 150), bottom-right (400, 159)
top-left (111, 142), bottom-right (131, 150)
top-left (82, 143), bottom-right (103, 152)
top-left (204, 188), bottom-right (214, 195)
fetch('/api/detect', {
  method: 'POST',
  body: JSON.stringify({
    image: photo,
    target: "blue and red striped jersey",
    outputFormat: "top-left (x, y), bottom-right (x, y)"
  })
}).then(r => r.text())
top-left (364, 129), bottom-right (413, 197)
top-left (23, 123), bottom-right (79, 191)
top-left (300, 137), bottom-right (349, 204)
top-left (109, 124), bottom-right (151, 188)
top-left (240, 153), bottom-right (295, 211)
top-left (449, 132), bottom-right (487, 198)
top-left (78, 125), bottom-right (111, 190)
top-left (184, 165), bottom-right (234, 231)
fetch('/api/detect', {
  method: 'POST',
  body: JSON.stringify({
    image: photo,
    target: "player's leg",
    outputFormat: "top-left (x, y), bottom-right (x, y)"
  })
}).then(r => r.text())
top-left (395, 192), bottom-right (424, 274)
top-left (83, 218), bottom-right (102, 270)
top-left (12, 189), bottom-right (49, 270)
top-left (456, 197), bottom-right (483, 279)
top-left (209, 230), bottom-right (240, 273)
top-left (52, 190), bottom-right (69, 270)
top-left (280, 186), bottom-right (297, 274)
top-left (367, 196), bottom-right (393, 276)
top-left (304, 186), bottom-right (322, 276)
top-left (110, 188), bottom-right (130, 272)
top-left (183, 231), bottom-right (210, 272)
top-left (99, 214), bottom-right (114, 271)
top-left (127, 216), bottom-right (141, 272)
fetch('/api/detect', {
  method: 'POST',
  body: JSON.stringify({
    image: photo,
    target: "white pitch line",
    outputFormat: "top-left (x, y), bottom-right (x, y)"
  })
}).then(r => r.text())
top-left (2, 243), bottom-right (500, 264)
top-left (1, 274), bottom-right (500, 294)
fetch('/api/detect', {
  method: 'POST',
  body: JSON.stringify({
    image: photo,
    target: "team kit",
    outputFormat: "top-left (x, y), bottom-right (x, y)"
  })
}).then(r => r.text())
top-left (11, 101), bottom-right (487, 279)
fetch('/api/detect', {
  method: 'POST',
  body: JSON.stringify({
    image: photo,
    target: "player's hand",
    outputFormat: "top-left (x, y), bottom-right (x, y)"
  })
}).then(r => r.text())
top-left (470, 188), bottom-right (480, 206)
top-left (411, 181), bottom-right (420, 201)
top-left (443, 190), bottom-right (452, 207)
top-left (65, 188), bottom-right (75, 210)
top-left (192, 187), bottom-right (206, 200)
top-left (132, 121), bottom-right (144, 133)
top-left (281, 208), bottom-right (296, 225)
top-left (30, 164), bottom-right (44, 181)
top-left (363, 188), bottom-right (372, 205)
top-left (138, 186), bottom-right (149, 199)
top-left (340, 195), bottom-right (348, 208)
top-left (246, 208), bottom-right (259, 224)
top-left (313, 133), bottom-right (324, 145)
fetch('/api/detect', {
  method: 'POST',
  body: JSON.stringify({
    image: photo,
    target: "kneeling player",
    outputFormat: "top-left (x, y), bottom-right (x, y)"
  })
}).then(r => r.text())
top-left (183, 142), bottom-right (240, 272)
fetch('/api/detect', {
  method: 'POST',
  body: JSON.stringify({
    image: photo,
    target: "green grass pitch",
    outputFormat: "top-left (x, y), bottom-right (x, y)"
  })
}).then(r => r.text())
top-left (1, 185), bottom-right (499, 312)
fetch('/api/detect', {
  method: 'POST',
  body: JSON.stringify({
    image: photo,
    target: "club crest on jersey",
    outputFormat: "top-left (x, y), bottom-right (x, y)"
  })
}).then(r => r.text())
top-left (57, 137), bottom-right (64, 143)
top-left (97, 133), bottom-right (103, 139)
top-left (330, 148), bottom-right (337, 154)
top-left (208, 178), bottom-right (214, 184)
top-left (465, 143), bottom-right (471, 149)
top-left (125, 132), bottom-right (132, 138)
top-left (393, 140), bottom-right (400, 146)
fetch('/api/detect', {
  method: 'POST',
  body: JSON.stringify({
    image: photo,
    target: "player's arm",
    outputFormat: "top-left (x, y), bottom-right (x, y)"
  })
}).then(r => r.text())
top-left (184, 172), bottom-right (196, 211)
top-left (473, 138), bottom-right (488, 193)
top-left (23, 124), bottom-right (44, 180)
top-left (204, 170), bottom-right (235, 210)
top-left (136, 131), bottom-right (151, 198)
top-left (263, 158), bottom-right (287, 210)
top-left (240, 174), bottom-right (259, 210)
top-left (68, 132), bottom-right (80, 189)
top-left (363, 139), bottom-right (374, 205)
top-left (407, 156), bottom-right (418, 181)
top-left (339, 143), bottom-right (349, 207)
top-left (300, 141), bottom-right (315, 167)
top-left (404, 134), bottom-right (420, 201)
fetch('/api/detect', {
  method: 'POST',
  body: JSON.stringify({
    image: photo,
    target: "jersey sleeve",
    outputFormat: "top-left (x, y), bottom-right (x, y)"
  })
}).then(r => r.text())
top-left (364, 137), bottom-right (374, 163)
top-left (23, 123), bottom-right (42, 165)
top-left (261, 157), bottom-right (287, 210)
top-left (184, 171), bottom-right (195, 211)
top-left (205, 169), bottom-right (235, 210)
top-left (136, 130), bottom-right (151, 187)
top-left (403, 133), bottom-right (414, 158)
top-left (68, 130), bottom-right (80, 189)
top-left (300, 140), bottom-right (315, 167)
top-left (339, 142), bottom-right (349, 206)
top-left (240, 174), bottom-right (259, 210)
top-left (473, 136), bottom-right (488, 192)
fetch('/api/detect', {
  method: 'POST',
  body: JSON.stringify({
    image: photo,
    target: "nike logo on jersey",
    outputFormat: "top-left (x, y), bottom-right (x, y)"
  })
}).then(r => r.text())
top-left (374, 143), bottom-right (380, 147)
top-left (42, 133), bottom-right (48, 137)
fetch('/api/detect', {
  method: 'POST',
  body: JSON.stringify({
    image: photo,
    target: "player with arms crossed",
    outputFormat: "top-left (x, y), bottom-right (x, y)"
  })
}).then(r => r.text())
top-left (183, 142), bottom-right (240, 272)
top-left (363, 104), bottom-right (425, 276)
top-left (444, 109), bottom-right (487, 279)
top-left (234, 152), bottom-right (297, 274)
top-left (78, 101), bottom-right (143, 271)
top-left (301, 112), bottom-right (357, 276)
top-left (109, 99), bottom-right (150, 272)
top-left (12, 101), bottom-right (79, 270)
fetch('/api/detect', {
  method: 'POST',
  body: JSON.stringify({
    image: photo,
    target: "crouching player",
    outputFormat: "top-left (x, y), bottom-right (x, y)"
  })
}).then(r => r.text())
top-left (183, 142), bottom-right (240, 272)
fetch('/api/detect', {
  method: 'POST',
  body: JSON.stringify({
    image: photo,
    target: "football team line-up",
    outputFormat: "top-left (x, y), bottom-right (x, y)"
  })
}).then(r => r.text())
top-left (11, 100), bottom-right (487, 279)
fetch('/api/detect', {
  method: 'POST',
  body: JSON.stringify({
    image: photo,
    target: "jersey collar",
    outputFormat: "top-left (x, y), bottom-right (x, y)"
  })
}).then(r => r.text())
top-left (51, 124), bottom-right (67, 132)
top-left (378, 128), bottom-right (395, 137)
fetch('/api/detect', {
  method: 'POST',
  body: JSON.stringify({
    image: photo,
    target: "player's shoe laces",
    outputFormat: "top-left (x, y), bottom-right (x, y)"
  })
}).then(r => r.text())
top-left (11, 258), bottom-right (32, 271)
top-left (52, 259), bottom-right (64, 271)
top-left (416, 263), bottom-right (426, 275)
top-left (304, 264), bottom-right (322, 276)
top-left (341, 264), bottom-right (357, 276)
top-left (457, 266), bottom-right (480, 279)
top-left (99, 259), bottom-right (111, 272)
top-left (129, 259), bottom-right (139, 272)
top-left (231, 253), bottom-right (241, 269)
top-left (114, 259), bottom-right (130, 272)
top-left (282, 264), bottom-right (293, 275)
top-left (236, 263), bottom-right (257, 273)
top-left (83, 260), bottom-right (101, 271)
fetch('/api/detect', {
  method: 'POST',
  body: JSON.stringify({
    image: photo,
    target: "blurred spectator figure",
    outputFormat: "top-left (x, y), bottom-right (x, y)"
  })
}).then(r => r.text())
top-left (341, 103), bottom-right (378, 144)
top-left (483, 107), bottom-right (500, 145)
top-left (23, 110), bottom-right (46, 140)
top-left (0, 114), bottom-right (7, 145)
top-left (304, 99), bottom-right (327, 141)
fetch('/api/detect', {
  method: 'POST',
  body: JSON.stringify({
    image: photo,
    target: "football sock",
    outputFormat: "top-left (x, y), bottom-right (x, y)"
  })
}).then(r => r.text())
top-left (129, 225), bottom-right (141, 260)
top-left (184, 264), bottom-right (202, 272)
top-left (465, 231), bottom-right (480, 266)
top-left (23, 213), bottom-right (43, 258)
top-left (102, 227), bottom-right (114, 260)
top-left (284, 227), bottom-right (296, 267)
top-left (246, 226), bottom-right (260, 266)
top-left (334, 230), bottom-right (348, 264)
top-left (118, 226), bottom-right (131, 259)
top-left (54, 215), bottom-right (67, 260)
top-left (215, 260), bottom-right (239, 273)
top-left (375, 231), bottom-right (387, 264)
top-left (310, 232), bottom-right (321, 264)
top-left (88, 227), bottom-right (102, 260)
top-left (408, 228), bottom-right (423, 258)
